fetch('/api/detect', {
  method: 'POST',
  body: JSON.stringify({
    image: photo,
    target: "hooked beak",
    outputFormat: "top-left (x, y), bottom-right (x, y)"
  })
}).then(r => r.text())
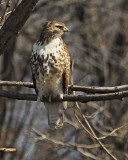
top-left (63, 26), bottom-right (68, 32)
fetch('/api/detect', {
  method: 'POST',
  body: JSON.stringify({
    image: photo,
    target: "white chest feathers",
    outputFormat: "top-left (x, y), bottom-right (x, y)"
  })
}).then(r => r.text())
top-left (33, 38), bottom-right (62, 58)
top-left (32, 38), bottom-right (66, 97)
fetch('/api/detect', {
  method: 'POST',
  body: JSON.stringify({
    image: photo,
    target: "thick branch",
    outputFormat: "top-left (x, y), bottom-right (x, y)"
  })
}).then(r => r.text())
top-left (0, 0), bottom-right (39, 55)
top-left (1, 80), bottom-right (128, 93)
top-left (0, 89), bottom-right (128, 103)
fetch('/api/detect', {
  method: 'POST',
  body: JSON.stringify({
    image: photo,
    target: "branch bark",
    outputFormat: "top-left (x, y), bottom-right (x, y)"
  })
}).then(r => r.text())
top-left (1, 80), bottom-right (128, 93)
top-left (0, 80), bottom-right (33, 88)
top-left (0, 0), bottom-right (12, 29)
top-left (0, 88), bottom-right (128, 103)
top-left (0, 148), bottom-right (16, 152)
top-left (69, 84), bottom-right (128, 93)
top-left (0, 0), bottom-right (39, 55)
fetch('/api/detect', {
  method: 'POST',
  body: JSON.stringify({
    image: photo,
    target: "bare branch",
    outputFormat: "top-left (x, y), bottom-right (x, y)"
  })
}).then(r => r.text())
top-left (0, 0), bottom-right (39, 56)
top-left (1, 80), bottom-right (128, 93)
top-left (32, 128), bottom-right (99, 149)
top-left (69, 85), bottom-right (128, 93)
top-left (0, 0), bottom-right (12, 28)
top-left (1, 88), bottom-right (128, 103)
top-left (0, 148), bottom-right (16, 152)
top-left (32, 128), bottom-right (99, 159)
top-left (1, 81), bottom-right (128, 103)
top-left (97, 123), bottom-right (128, 140)
top-left (0, 80), bottom-right (33, 88)
top-left (75, 102), bottom-right (117, 160)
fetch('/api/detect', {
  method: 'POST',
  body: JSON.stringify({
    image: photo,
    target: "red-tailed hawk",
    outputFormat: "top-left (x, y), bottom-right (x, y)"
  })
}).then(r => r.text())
top-left (30, 21), bottom-right (70, 129)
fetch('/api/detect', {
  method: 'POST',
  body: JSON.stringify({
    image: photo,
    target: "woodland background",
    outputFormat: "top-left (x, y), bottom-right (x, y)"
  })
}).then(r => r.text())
top-left (0, 0), bottom-right (128, 159)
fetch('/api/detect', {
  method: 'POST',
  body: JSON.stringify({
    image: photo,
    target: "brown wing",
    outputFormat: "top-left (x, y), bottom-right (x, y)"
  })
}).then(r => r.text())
top-left (32, 73), bottom-right (38, 94)
top-left (30, 49), bottom-right (40, 96)
top-left (62, 40), bottom-right (70, 95)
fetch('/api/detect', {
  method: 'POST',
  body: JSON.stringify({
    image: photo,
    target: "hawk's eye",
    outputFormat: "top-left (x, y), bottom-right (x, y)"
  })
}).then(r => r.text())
top-left (56, 25), bottom-right (63, 30)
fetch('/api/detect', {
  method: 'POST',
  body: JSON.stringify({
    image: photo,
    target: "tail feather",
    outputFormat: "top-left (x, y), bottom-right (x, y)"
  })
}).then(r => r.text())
top-left (45, 102), bottom-right (66, 129)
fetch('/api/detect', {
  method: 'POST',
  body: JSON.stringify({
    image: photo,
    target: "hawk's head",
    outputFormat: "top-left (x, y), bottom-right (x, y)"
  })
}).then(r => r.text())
top-left (42, 21), bottom-right (68, 38)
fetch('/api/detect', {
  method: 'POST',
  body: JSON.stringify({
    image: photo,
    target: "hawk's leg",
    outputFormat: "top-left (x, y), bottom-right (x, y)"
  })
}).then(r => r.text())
top-left (44, 94), bottom-right (52, 102)
top-left (52, 94), bottom-right (64, 101)
top-left (44, 94), bottom-right (64, 103)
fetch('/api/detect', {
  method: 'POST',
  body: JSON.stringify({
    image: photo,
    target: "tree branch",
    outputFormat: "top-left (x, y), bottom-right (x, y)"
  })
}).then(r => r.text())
top-left (0, 88), bottom-right (128, 103)
top-left (69, 84), bottom-right (128, 93)
top-left (0, 0), bottom-right (39, 55)
top-left (1, 80), bottom-right (128, 93)
top-left (75, 102), bottom-right (117, 160)
top-left (32, 128), bottom-right (99, 159)
top-left (0, 80), bottom-right (33, 88)
top-left (0, 0), bottom-right (12, 29)
top-left (0, 148), bottom-right (16, 152)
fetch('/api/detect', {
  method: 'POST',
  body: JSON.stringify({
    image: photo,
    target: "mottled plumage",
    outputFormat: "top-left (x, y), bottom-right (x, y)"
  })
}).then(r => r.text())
top-left (30, 21), bottom-right (70, 129)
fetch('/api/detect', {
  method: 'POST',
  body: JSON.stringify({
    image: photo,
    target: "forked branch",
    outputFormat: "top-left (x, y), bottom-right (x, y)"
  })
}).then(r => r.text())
top-left (0, 80), bottom-right (128, 103)
top-left (1, 80), bottom-right (128, 93)
top-left (0, 88), bottom-right (128, 103)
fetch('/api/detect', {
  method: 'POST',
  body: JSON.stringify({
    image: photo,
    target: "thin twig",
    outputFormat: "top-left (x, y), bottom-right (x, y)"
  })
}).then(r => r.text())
top-left (74, 110), bottom-right (95, 139)
top-left (0, 148), bottom-right (16, 152)
top-left (0, 80), bottom-right (33, 88)
top-left (0, 0), bottom-right (12, 28)
top-left (32, 128), bottom-right (99, 159)
top-left (97, 123), bottom-right (128, 140)
top-left (75, 102), bottom-right (117, 160)
top-left (32, 128), bottom-right (99, 149)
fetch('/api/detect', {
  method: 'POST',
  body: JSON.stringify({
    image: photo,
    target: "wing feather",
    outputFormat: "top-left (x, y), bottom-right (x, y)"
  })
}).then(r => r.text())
top-left (62, 40), bottom-right (70, 94)
top-left (32, 73), bottom-right (38, 94)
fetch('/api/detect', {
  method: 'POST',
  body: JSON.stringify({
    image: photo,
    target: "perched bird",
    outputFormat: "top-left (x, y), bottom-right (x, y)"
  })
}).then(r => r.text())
top-left (30, 21), bottom-right (70, 129)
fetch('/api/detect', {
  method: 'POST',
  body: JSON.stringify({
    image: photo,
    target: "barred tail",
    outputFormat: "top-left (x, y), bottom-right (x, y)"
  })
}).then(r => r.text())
top-left (45, 102), bottom-right (66, 129)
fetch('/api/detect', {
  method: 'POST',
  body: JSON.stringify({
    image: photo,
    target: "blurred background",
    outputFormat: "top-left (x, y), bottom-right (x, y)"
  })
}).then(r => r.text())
top-left (0, 0), bottom-right (128, 159)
